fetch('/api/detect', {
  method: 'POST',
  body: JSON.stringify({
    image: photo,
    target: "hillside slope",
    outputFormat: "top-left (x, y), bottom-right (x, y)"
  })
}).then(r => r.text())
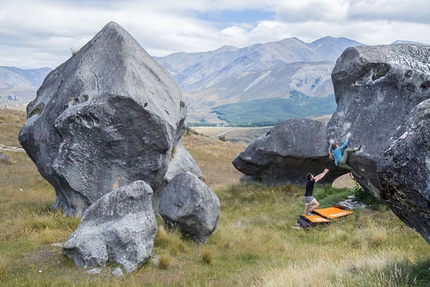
top-left (0, 67), bottom-right (51, 110)
top-left (155, 36), bottom-right (363, 124)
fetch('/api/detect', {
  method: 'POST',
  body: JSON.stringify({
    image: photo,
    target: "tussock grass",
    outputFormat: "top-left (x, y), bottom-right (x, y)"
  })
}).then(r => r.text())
top-left (157, 254), bottom-right (173, 269)
top-left (201, 249), bottom-right (213, 264)
top-left (154, 224), bottom-right (170, 247)
top-left (1, 109), bottom-right (430, 286)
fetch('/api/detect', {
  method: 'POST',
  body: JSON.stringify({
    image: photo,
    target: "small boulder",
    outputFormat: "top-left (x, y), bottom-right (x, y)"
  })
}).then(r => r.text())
top-left (153, 141), bottom-right (202, 213)
top-left (159, 171), bottom-right (220, 243)
top-left (62, 180), bottom-right (157, 273)
top-left (0, 153), bottom-right (10, 165)
top-left (112, 268), bottom-right (123, 277)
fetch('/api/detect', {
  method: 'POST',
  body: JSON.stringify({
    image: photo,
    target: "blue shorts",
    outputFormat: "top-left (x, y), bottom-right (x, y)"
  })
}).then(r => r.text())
top-left (304, 196), bottom-right (316, 204)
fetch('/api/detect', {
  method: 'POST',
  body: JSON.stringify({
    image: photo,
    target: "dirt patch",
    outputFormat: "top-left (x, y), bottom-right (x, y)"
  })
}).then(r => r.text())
top-left (332, 174), bottom-right (357, 189)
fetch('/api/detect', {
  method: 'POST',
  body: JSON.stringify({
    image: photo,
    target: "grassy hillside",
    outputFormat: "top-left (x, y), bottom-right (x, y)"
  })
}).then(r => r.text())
top-left (0, 109), bottom-right (26, 147)
top-left (1, 109), bottom-right (430, 286)
top-left (210, 92), bottom-right (337, 126)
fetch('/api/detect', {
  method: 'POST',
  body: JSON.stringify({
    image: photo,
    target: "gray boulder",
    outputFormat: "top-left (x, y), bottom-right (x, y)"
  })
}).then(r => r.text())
top-left (18, 21), bottom-right (187, 216)
top-left (232, 118), bottom-right (343, 185)
top-left (153, 141), bottom-right (202, 213)
top-left (378, 99), bottom-right (430, 244)
top-left (62, 180), bottom-right (157, 273)
top-left (159, 171), bottom-right (220, 243)
top-left (328, 44), bottom-right (430, 190)
top-left (0, 153), bottom-right (10, 165)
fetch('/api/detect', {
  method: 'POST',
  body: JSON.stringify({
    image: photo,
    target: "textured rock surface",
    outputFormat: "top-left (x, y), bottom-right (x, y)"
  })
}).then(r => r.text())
top-left (153, 141), bottom-right (202, 213)
top-left (232, 118), bottom-right (345, 185)
top-left (18, 22), bottom-right (187, 216)
top-left (62, 180), bottom-right (157, 273)
top-left (159, 171), bottom-right (220, 243)
top-left (328, 44), bottom-right (430, 190)
top-left (378, 99), bottom-right (430, 244)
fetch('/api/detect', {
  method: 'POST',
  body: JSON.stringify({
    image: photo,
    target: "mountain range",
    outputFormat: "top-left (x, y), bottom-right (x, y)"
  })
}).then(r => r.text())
top-left (0, 66), bottom-right (51, 110)
top-left (158, 36), bottom-right (364, 125)
top-left (1, 36), bottom-right (365, 124)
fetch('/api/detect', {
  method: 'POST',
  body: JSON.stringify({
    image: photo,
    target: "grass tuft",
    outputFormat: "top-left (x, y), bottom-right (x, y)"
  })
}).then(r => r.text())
top-left (201, 249), bottom-right (213, 264)
top-left (169, 233), bottom-right (188, 256)
top-left (157, 254), bottom-right (173, 269)
top-left (154, 225), bottom-right (170, 248)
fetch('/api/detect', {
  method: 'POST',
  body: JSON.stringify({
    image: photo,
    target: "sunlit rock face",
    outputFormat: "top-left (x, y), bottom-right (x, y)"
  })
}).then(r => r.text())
top-left (327, 44), bottom-right (430, 190)
top-left (18, 22), bottom-right (187, 216)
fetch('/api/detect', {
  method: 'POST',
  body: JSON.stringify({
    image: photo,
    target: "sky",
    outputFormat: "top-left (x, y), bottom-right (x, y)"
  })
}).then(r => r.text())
top-left (1, 0), bottom-right (430, 69)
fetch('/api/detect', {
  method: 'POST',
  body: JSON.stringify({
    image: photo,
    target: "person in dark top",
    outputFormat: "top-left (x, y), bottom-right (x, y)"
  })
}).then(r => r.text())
top-left (304, 168), bottom-right (329, 216)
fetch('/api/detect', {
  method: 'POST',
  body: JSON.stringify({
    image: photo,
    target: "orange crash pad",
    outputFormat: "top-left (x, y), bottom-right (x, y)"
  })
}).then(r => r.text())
top-left (297, 206), bottom-right (353, 227)
top-left (302, 214), bottom-right (331, 223)
top-left (313, 206), bottom-right (353, 219)
top-left (297, 214), bottom-right (330, 227)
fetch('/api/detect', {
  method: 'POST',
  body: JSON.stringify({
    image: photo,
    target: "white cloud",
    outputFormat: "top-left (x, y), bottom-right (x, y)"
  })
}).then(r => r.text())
top-left (347, 0), bottom-right (430, 24)
top-left (1, 0), bottom-right (429, 69)
top-left (275, 0), bottom-right (349, 23)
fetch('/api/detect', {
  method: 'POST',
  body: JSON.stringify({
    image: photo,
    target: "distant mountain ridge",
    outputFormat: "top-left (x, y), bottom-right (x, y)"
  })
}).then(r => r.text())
top-left (0, 66), bottom-right (52, 110)
top-left (154, 36), bottom-right (364, 124)
top-left (154, 36), bottom-right (363, 94)
top-left (0, 66), bottom-right (51, 89)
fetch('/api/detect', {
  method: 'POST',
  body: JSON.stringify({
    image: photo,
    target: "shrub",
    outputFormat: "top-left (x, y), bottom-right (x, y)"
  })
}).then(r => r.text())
top-left (354, 185), bottom-right (381, 207)
top-left (184, 127), bottom-right (201, 136)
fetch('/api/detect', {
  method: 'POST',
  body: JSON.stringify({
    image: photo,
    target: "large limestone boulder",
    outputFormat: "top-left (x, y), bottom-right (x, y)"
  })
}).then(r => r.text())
top-left (378, 99), bottom-right (430, 244)
top-left (328, 44), bottom-right (430, 190)
top-left (159, 171), bottom-right (220, 244)
top-left (232, 118), bottom-right (343, 185)
top-left (62, 180), bottom-right (157, 273)
top-left (18, 22), bottom-right (187, 216)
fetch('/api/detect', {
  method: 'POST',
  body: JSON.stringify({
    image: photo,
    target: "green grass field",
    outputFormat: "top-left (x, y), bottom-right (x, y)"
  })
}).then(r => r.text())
top-left (1, 109), bottom-right (430, 286)
top-left (210, 93), bottom-right (336, 126)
